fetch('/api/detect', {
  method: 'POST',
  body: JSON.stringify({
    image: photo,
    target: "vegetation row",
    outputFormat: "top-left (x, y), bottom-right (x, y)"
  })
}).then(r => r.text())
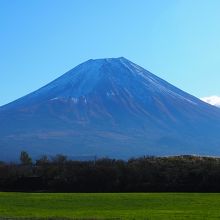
top-left (0, 151), bottom-right (220, 192)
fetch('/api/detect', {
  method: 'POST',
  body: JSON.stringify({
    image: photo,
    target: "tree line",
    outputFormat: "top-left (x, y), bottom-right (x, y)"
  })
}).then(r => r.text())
top-left (0, 151), bottom-right (220, 192)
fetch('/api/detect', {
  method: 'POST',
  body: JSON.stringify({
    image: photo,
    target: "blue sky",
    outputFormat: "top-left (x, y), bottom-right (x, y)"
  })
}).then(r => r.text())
top-left (1, 0), bottom-right (220, 106)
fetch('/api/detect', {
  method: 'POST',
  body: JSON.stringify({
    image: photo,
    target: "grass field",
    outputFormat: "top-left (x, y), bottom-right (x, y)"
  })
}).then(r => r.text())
top-left (0, 193), bottom-right (219, 220)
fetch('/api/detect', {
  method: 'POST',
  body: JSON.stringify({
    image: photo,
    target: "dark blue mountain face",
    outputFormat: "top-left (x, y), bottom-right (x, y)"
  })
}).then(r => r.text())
top-left (1, 57), bottom-right (220, 161)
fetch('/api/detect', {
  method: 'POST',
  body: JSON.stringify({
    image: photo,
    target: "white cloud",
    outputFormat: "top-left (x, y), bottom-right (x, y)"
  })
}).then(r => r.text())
top-left (201, 96), bottom-right (220, 107)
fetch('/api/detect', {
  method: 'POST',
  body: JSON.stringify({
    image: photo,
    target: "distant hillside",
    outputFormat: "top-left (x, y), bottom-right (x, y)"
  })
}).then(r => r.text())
top-left (1, 57), bottom-right (220, 160)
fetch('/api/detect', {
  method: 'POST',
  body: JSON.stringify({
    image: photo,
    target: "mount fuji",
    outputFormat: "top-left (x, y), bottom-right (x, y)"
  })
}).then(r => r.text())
top-left (1, 57), bottom-right (220, 161)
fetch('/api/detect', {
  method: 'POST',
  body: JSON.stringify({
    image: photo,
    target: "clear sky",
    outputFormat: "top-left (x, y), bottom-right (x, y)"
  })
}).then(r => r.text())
top-left (1, 0), bottom-right (220, 106)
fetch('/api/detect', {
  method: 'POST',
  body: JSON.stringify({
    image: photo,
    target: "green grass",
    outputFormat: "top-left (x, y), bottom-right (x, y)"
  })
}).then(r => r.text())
top-left (0, 193), bottom-right (219, 219)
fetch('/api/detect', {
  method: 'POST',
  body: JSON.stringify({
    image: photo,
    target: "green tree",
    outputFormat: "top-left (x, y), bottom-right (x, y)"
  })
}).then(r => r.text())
top-left (20, 151), bottom-right (32, 165)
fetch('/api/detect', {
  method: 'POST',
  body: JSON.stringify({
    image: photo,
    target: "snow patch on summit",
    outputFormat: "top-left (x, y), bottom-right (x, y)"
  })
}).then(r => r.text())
top-left (119, 58), bottom-right (198, 106)
top-left (106, 91), bottom-right (115, 97)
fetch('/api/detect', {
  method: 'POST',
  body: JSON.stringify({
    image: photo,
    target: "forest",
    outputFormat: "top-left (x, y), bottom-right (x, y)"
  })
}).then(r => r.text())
top-left (0, 151), bottom-right (220, 192)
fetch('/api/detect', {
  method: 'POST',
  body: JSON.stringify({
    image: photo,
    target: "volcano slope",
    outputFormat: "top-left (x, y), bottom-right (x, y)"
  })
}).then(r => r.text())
top-left (1, 57), bottom-right (220, 160)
